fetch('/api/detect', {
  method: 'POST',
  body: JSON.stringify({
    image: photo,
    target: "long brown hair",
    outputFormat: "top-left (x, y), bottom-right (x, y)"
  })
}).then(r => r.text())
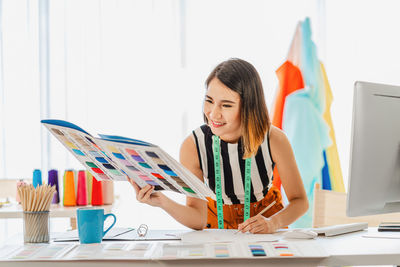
top-left (205, 58), bottom-right (270, 159)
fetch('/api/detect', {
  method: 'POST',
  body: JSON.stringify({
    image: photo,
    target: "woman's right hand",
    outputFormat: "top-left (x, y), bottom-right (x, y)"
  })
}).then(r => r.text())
top-left (127, 177), bottom-right (164, 207)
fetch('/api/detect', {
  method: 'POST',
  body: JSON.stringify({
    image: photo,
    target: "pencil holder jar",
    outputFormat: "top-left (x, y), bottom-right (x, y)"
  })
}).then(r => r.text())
top-left (23, 211), bottom-right (50, 243)
top-left (18, 184), bottom-right (56, 244)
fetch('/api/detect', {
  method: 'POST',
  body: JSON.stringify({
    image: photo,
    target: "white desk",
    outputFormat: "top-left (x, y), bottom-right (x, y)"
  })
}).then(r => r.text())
top-left (0, 227), bottom-right (399, 266)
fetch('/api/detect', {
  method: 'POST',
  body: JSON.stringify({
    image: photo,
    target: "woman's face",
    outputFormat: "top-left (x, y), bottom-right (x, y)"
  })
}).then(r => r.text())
top-left (203, 77), bottom-right (242, 143)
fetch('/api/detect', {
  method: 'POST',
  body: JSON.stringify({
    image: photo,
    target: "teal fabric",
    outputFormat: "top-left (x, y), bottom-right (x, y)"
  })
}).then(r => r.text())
top-left (300, 18), bottom-right (326, 114)
top-left (283, 90), bottom-right (331, 228)
top-left (282, 18), bottom-right (332, 228)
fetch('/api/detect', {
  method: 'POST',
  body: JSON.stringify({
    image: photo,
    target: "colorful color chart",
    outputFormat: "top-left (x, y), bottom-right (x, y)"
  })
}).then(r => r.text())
top-left (271, 243), bottom-right (294, 257)
top-left (10, 245), bottom-right (43, 260)
top-left (214, 243), bottom-right (230, 258)
top-left (9, 244), bottom-right (74, 260)
top-left (248, 243), bottom-right (266, 257)
top-left (162, 244), bottom-right (205, 258)
top-left (4, 238), bottom-right (326, 260)
top-left (43, 119), bottom-right (215, 200)
top-left (49, 126), bottom-right (123, 181)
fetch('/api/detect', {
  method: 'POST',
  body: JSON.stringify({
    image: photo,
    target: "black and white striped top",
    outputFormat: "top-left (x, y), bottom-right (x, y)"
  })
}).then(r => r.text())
top-left (192, 125), bottom-right (275, 205)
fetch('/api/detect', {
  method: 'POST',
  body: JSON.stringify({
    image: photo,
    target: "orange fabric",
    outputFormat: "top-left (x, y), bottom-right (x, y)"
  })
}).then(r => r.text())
top-left (205, 186), bottom-right (284, 229)
top-left (271, 61), bottom-right (304, 190)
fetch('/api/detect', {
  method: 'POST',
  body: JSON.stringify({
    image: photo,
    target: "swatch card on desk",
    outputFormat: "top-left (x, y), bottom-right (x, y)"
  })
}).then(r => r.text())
top-left (154, 240), bottom-right (328, 259)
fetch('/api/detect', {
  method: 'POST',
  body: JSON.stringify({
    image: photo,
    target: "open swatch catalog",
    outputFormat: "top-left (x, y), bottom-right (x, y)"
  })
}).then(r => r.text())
top-left (41, 119), bottom-right (215, 200)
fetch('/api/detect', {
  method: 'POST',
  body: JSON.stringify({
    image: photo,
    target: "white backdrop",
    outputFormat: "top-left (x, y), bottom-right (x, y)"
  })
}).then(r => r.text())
top-left (1, 0), bottom-right (400, 231)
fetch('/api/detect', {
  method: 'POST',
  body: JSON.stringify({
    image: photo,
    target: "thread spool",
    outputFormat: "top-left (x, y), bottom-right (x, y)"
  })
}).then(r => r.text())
top-left (76, 170), bottom-right (88, 206)
top-left (91, 176), bottom-right (103, 206)
top-left (33, 169), bottom-right (42, 188)
top-left (48, 170), bottom-right (60, 204)
top-left (63, 170), bottom-right (76, 206)
top-left (74, 170), bottom-right (78, 198)
top-left (86, 171), bottom-right (93, 205)
top-left (102, 180), bottom-right (114, 205)
top-left (16, 180), bottom-right (26, 203)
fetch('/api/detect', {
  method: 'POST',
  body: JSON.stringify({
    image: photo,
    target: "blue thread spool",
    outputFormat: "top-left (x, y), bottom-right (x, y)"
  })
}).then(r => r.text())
top-left (33, 169), bottom-right (42, 188)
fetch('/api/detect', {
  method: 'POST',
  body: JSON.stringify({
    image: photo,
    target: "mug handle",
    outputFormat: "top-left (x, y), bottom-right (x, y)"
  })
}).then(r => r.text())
top-left (103, 213), bottom-right (117, 237)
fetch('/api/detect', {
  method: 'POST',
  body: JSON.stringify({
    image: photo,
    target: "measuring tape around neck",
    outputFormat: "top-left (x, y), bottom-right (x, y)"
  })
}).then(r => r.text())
top-left (212, 135), bottom-right (252, 229)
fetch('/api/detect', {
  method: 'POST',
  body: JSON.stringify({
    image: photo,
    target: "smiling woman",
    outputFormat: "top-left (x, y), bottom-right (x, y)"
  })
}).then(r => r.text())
top-left (203, 78), bottom-right (242, 144)
top-left (2, 0), bottom-right (400, 238)
top-left (129, 58), bottom-right (309, 234)
top-left (203, 59), bottom-right (269, 158)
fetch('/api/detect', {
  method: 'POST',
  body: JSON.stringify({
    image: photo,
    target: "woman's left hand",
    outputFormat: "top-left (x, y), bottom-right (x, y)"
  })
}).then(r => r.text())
top-left (237, 215), bottom-right (279, 234)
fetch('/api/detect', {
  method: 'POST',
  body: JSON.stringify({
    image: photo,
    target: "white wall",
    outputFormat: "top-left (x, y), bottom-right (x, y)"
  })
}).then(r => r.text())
top-left (1, 0), bottom-right (400, 233)
top-left (325, 0), bottom-right (400, 188)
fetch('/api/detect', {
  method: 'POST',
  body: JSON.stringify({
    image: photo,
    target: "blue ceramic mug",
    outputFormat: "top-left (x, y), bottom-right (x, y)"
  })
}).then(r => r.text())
top-left (77, 208), bottom-right (116, 244)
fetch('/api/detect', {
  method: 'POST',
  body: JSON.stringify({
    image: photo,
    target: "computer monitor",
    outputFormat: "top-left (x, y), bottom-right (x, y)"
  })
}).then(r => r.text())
top-left (347, 81), bottom-right (400, 217)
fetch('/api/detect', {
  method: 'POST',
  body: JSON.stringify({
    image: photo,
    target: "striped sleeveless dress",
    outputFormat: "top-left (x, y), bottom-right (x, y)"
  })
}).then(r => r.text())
top-left (192, 124), bottom-right (275, 205)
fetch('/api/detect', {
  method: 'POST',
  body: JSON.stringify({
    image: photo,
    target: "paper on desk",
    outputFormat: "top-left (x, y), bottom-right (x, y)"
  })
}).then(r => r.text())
top-left (52, 227), bottom-right (134, 242)
top-left (154, 239), bottom-right (329, 259)
top-left (362, 230), bottom-right (400, 239)
top-left (53, 227), bottom-right (187, 242)
top-left (4, 244), bottom-right (75, 260)
top-left (179, 229), bottom-right (280, 243)
top-left (64, 242), bottom-right (157, 260)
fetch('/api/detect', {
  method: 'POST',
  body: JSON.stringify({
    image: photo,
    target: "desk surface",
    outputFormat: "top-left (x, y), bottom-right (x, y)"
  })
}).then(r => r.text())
top-left (0, 203), bottom-right (113, 218)
top-left (0, 227), bottom-right (399, 267)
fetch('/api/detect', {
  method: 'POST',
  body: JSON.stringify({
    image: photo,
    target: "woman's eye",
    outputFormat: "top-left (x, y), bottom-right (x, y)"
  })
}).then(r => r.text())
top-left (223, 104), bottom-right (232, 108)
top-left (205, 99), bottom-right (213, 104)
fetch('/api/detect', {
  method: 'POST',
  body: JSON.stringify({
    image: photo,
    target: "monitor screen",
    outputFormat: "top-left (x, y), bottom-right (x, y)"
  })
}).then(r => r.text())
top-left (347, 81), bottom-right (400, 217)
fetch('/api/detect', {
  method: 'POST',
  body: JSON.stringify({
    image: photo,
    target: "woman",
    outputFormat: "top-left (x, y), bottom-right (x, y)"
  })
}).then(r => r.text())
top-left (129, 58), bottom-right (308, 234)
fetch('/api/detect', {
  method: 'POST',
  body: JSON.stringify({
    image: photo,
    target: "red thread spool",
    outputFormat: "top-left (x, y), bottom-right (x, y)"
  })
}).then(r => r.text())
top-left (91, 176), bottom-right (103, 206)
top-left (76, 170), bottom-right (88, 206)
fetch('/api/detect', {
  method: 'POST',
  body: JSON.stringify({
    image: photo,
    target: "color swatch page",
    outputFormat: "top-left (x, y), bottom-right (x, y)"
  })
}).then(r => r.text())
top-left (94, 138), bottom-right (215, 200)
top-left (239, 240), bottom-right (329, 258)
top-left (156, 242), bottom-right (239, 259)
top-left (155, 240), bottom-right (328, 259)
top-left (63, 242), bottom-right (156, 260)
top-left (43, 123), bottom-right (126, 182)
top-left (3, 244), bottom-right (75, 260)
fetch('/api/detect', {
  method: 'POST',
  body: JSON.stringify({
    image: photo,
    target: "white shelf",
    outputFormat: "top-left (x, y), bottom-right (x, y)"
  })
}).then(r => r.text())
top-left (0, 203), bottom-right (113, 219)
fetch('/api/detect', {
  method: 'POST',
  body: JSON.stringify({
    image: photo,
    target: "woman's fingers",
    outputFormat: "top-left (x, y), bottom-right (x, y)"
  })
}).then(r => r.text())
top-left (239, 216), bottom-right (274, 234)
top-left (128, 178), bottom-right (141, 193)
top-left (249, 223), bottom-right (265, 234)
top-left (239, 217), bottom-right (258, 233)
top-left (141, 186), bottom-right (155, 202)
top-left (136, 185), bottom-right (152, 201)
top-left (127, 178), bottom-right (160, 206)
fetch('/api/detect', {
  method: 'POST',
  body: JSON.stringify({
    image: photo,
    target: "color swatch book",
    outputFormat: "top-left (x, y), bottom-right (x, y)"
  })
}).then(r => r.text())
top-left (41, 119), bottom-right (215, 200)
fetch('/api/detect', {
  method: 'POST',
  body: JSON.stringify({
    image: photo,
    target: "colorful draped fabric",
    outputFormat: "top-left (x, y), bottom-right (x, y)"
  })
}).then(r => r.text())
top-left (270, 18), bottom-right (345, 228)
top-left (271, 61), bottom-right (304, 190)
